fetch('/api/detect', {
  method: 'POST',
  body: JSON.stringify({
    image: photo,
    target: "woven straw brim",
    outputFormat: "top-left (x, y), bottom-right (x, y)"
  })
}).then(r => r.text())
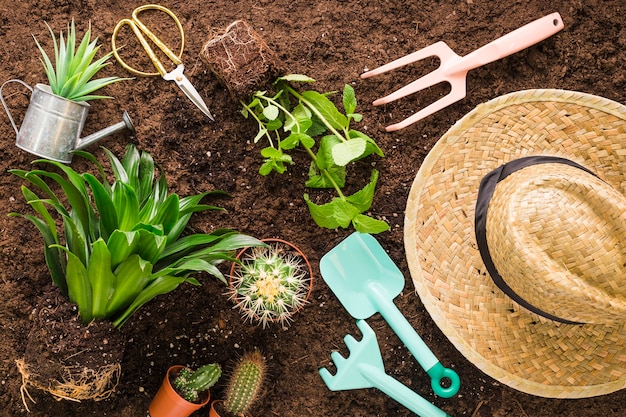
top-left (404, 89), bottom-right (626, 398)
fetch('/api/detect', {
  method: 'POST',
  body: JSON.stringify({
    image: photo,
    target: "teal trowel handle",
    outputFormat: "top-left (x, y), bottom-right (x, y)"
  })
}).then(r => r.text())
top-left (369, 282), bottom-right (460, 398)
top-left (360, 363), bottom-right (451, 417)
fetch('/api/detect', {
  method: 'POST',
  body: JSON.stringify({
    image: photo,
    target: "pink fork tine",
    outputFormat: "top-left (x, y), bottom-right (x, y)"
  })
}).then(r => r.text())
top-left (361, 41), bottom-right (458, 79)
top-left (371, 67), bottom-right (453, 106)
top-left (361, 12), bottom-right (564, 131)
top-left (386, 84), bottom-right (467, 132)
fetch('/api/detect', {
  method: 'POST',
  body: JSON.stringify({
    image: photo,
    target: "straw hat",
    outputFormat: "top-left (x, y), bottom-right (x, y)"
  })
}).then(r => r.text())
top-left (404, 89), bottom-right (625, 398)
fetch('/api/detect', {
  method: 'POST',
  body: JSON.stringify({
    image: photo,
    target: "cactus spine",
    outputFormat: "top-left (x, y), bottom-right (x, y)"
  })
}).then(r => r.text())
top-left (224, 351), bottom-right (266, 415)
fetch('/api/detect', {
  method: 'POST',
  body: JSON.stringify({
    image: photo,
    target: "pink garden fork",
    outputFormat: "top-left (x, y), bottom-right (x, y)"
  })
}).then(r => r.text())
top-left (361, 12), bottom-right (564, 131)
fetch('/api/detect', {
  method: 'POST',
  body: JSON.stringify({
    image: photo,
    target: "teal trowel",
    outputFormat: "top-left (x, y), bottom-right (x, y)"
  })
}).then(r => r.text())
top-left (320, 232), bottom-right (460, 398)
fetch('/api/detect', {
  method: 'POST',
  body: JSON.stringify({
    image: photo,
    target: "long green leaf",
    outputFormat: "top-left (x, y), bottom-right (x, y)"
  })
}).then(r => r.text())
top-left (135, 229), bottom-right (167, 264)
top-left (10, 169), bottom-right (62, 207)
top-left (150, 193), bottom-right (179, 235)
top-left (160, 233), bottom-right (229, 259)
top-left (20, 186), bottom-right (58, 241)
top-left (88, 239), bottom-right (115, 319)
top-left (103, 147), bottom-right (129, 183)
top-left (55, 246), bottom-right (93, 324)
top-left (67, 24), bottom-right (93, 75)
top-left (36, 159), bottom-right (94, 226)
top-left (106, 255), bottom-right (151, 316)
top-left (120, 144), bottom-right (141, 198)
top-left (84, 173), bottom-right (117, 240)
top-left (137, 150), bottom-right (155, 204)
top-left (178, 233), bottom-right (264, 260)
top-left (112, 182), bottom-right (139, 230)
top-left (15, 214), bottom-right (67, 295)
top-left (112, 275), bottom-right (187, 328)
top-left (73, 150), bottom-right (109, 191)
top-left (107, 230), bottom-right (140, 268)
top-left (28, 169), bottom-right (91, 238)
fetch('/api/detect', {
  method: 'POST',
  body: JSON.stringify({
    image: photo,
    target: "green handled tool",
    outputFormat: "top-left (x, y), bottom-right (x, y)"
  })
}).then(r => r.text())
top-left (320, 319), bottom-right (451, 417)
top-left (320, 232), bottom-right (460, 398)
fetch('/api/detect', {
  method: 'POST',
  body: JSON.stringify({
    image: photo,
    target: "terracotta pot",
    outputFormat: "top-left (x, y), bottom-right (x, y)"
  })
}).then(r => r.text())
top-left (229, 238), bottom-right (314, 325)
top-left (148, 365), bottom-right (210, 417)
top-left (208, 400), bottom-right (223, 417)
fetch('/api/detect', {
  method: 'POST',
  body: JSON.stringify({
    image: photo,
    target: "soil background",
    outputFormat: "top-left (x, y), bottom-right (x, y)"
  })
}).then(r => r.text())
top-left (0, 1), bottom-right (625, 416)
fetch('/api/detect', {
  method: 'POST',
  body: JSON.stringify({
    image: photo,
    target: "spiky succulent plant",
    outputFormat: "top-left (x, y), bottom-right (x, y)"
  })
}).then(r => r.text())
top-left (10, 144), bottom-right (262, 327)
top-left (223, 351), bottom-right (266, 416)
top-left (229, 240), bottom-right (311, 328)
top-left (173, 363), bottom-right (221, 403)
top-left (34, 20), bottom-right (128, 101)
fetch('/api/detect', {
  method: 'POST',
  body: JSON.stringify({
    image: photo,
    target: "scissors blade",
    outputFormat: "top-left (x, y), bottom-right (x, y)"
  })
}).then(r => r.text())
top-left (163, 65), bottom-right (215, 121)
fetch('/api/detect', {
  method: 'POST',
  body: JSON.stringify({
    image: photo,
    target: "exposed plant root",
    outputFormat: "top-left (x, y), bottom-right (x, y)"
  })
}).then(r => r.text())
top-left (16, 357), bottom-right (121, 409)
top-left (201, 20), bottom-right (287, 100)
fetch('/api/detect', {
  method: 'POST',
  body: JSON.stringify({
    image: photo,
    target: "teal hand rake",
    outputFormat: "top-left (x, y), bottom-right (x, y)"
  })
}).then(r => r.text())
top-left (320, 232), bottom-right (460, 398)
top-left (320, 320), bottom-right (451, 417)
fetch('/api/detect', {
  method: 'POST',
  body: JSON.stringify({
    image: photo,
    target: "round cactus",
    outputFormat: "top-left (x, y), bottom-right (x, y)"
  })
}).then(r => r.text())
top-left (229, 240), bottom-right (312, 328)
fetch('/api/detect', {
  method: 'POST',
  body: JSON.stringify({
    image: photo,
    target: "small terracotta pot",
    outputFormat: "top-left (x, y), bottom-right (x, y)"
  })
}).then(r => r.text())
top-left (208, 400), bottom-right (223, 417)
top-left (148, 365), bottom-right (210, 417)
top-left (229, 238), bottom-right (314, 324)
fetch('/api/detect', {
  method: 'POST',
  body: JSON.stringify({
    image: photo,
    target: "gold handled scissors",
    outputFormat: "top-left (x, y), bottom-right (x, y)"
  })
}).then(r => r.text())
top-left (112, 4), bottom-right (214, 120)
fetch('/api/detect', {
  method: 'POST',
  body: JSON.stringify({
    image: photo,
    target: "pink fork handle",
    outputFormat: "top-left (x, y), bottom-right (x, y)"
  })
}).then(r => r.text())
top-left (459, 12), bottom-right (564, 72)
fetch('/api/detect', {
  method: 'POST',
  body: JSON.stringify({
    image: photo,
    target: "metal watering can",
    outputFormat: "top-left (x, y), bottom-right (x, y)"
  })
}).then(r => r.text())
top-left (1, 79), bottom-right (135, 163)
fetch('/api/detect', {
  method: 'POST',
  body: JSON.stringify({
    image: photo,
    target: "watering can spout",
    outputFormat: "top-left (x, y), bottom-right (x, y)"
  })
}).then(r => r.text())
top-left (77, 111), bottom-right (136, 150)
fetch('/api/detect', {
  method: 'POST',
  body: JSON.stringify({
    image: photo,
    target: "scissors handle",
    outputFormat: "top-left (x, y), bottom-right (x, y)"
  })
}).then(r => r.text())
top-left (112, 4), bottom-right (185, 77)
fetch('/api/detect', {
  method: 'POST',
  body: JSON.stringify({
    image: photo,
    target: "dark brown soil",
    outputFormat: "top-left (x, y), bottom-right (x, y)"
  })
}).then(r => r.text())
top-left (1, 1), bottom-right (624, 416)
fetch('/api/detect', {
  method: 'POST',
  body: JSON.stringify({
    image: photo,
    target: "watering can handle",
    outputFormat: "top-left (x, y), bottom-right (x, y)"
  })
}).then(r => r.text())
top-left (0, 79), bottom-right (32, 135)
top-left (360, 364), bottom-right (451, 417)
top-left (370, 282), bottom-right (461, 398)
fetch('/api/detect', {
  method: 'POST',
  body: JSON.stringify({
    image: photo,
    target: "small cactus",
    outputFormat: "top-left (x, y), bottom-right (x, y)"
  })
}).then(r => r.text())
top-left (223, 351), bottom-right (266, 416)
top-left (229, 240), bottom-right (312, 328)
top-left (173, 363), bottom-right (221, 403)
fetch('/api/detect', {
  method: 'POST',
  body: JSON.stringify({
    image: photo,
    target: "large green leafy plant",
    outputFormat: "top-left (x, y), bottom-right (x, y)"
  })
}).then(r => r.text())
top-left (34, 20), bottom-right (128, 101)
top-left (10, 144), bottom-right (262, 327)
top-left (242, 74), bottom-right (389, 234)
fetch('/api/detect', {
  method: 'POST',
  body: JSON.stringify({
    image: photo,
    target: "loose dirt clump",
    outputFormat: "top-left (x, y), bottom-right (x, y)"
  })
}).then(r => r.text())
top-left (201, 20), bottom-right (287, 100)
top-left (17, 286), bottom-right (125, 408)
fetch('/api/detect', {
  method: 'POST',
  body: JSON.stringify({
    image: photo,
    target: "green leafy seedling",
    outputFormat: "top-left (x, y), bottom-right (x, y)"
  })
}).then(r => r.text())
top-left (241, 75), bottom-right (389, 234)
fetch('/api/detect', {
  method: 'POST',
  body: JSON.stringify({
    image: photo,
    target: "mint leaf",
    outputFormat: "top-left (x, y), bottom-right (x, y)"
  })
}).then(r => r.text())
top-left (301, 90), bottom-right (348, 130)
top-left (281, 133), bottom-right (312, 150)
top-left (262, 104), bottom-right (280, 120)
top-left (352, 214), bottom-right (390, 233)
top-left (349, 129), bottom-right (384, 158)
top-left (306, 113), bottom-right (328, 137)
top-left (348, 112), bottom-right (363, 122)
top-left (306, 162), bottom-right (345, 188)
top-left (265, 118), bottom-right (282, 131)
top-left (284, 103), bottom-right (312, 133)
top-left (343, 84), bottom-right (357, 115)
top-left (345, 169), bottom-right (379, 211)
top-left (278, 74), bottom-right (315, 83)
top-left (259, 161), bottom-right (275, 176)
top-left (331, 138), bottom-right (367, 166)
top-left (303, 195), bottom-right (359, 229)
top-left (317, 135), bottom-right (342, 170)
top-left (260, 147), bottom-right (283, 158)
